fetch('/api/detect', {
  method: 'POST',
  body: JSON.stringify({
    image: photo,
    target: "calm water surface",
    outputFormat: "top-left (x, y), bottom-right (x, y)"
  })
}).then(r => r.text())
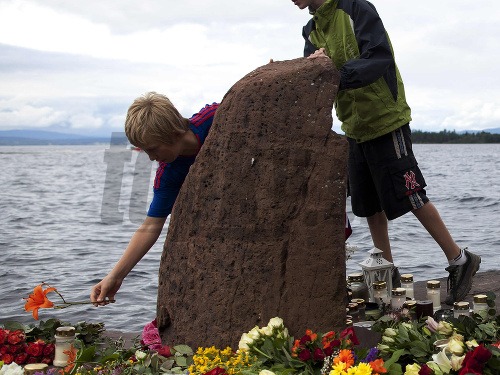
top-left (0, 144), bottom-right (498, 332)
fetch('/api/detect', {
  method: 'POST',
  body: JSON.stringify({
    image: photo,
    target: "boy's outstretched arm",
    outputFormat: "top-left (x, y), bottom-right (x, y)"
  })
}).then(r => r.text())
top-left (90, 216), bottom-right (167, 306)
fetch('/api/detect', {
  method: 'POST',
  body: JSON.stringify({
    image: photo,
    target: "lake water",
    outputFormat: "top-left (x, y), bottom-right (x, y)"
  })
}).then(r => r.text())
top-left (1, 143), bottom-right (499, 333)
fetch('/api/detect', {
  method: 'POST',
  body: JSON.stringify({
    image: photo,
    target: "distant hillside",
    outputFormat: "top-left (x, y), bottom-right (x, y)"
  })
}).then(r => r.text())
top-left (481, 127), bottom-right (500, 134)
top-left (0, 130), bottom-right (112, 145)
top-left (412, 129), bottom-right (500, 143)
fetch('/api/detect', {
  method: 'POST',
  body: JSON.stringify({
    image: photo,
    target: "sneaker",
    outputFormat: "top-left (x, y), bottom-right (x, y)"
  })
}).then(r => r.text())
top-left (392, 266), bottom-right (401, 288)
top-left (444, 248), bottom-right (481, 305)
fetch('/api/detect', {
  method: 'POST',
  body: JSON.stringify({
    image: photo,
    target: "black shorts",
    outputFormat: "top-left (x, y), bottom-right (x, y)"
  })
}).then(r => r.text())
top-left (347, 124), bottom-right (429, 220)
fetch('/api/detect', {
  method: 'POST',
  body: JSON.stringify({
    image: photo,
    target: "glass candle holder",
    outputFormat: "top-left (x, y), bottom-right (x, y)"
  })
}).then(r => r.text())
top-left (454, 301), bottom-right (470, 318)
top-left (53, 326), bottom-right (76, 367)
top-left (347, 302), bottom-right (359, 322)
top-left (416, 300), bottom-right (434, 319)
top-left (24, 364), bottom-right (48, 375)
top-left (473, 294), bottom-right (488, 315)
top-left (391, 288), bottom-right (407, 310)
top-left (351, 298), bottom-right (366, 321)
top-left (404, 300), bottom-right (417, 320)
top-left (426, 280), bottom-right (441, 312)
top-left (347, 273), bottom-right (370, 301)
top-left (373, 281), bottom-right (388, 305)
top-left (400, 274), bottom-right (414, 299)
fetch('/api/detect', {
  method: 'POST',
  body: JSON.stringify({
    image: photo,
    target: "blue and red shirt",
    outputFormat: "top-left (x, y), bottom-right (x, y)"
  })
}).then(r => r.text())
top-left (147, 103), bottom-right (219, 217)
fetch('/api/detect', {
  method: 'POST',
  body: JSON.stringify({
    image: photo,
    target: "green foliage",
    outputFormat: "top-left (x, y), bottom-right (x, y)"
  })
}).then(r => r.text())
top-left (1, 318), bottom-right (105, 344)
top-left (412, 129), bottom-right (500, 143)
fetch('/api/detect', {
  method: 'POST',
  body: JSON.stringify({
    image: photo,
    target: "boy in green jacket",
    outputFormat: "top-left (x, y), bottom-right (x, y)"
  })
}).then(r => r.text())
top-left (291, 0), bottom-right (480, 304)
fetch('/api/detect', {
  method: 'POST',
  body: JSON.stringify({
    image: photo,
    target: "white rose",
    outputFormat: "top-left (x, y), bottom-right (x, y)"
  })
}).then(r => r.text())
top-left (259, 370), bottom-right (276, 375)
top-left (259, 325), bottom-right (273, 336)
top-left (384, 328), bottom-right (397, 337)
top-left (466, 339), bottom-right (479, 349)
top-left (267, 317), bottom-right (284, 329)
top-left (248, 326), bottom-right (261, 340)
top-left (0, 363), bottom-right (24, 375)
top-left (436, 321), bottom-right (453, 336)
top-left (135, 350), bottom-right (147, 360)
top-left (382, 336), bottom-right (395, 344)
top-left (238, 333), bottom-right (253, 350)
top-left (450, 354), bottom-right (465, 371)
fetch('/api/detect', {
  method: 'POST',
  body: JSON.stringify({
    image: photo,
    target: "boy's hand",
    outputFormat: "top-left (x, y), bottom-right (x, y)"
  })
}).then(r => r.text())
top-left (308, 48), bottom-right (329, 59)
top-left (90, 276), bottom-right (122, 306)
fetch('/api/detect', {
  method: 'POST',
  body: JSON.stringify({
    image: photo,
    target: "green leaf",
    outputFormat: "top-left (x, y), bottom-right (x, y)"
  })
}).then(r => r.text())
top-left (76, 345), bottom-right (96, 363)
top-left (383, 349), bottom-right (405, 368)
top-left (386, 362), bottom-right (403, 375)
top-left (160, 359), bottom-right (175, 371)
top-left (173, 344), bottom-right (193, 355)
top-left (174, 356), bottom-right (187, 367)
top-left (2, 321), bottom-right (27, 331)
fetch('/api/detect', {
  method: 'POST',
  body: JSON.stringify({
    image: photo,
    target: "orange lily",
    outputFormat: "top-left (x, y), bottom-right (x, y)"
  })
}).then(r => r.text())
top-left (63, 344), bottom-right (78, 373)
top-left (24, 283), bottom-right (57, 320)
top-left (370, 358), bottom-right (387, 374)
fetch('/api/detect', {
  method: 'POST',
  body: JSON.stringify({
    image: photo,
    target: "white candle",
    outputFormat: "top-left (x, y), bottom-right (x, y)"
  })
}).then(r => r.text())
top-left (426, 280), bottom-right (441, 312)
top-left (391, 288), bottom-right (406, 310)
top-left (400, 274), bottom-right (414, 299)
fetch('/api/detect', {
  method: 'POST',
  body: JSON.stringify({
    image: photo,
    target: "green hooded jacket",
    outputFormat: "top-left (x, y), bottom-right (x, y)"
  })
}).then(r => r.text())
top-left (303, 0), bottom-right (412, 143)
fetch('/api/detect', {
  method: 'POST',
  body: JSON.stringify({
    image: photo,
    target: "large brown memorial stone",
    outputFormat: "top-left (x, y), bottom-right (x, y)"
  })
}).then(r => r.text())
top-left (157, 57), bottom-right (349, 348)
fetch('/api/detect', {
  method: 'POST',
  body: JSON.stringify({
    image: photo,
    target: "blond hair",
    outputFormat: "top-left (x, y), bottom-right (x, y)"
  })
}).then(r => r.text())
top-left (125, 92), bottom-right (189, 147)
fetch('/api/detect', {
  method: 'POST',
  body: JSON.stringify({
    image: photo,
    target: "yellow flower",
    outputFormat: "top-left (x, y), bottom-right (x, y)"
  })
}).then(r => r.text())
top-left (404, 363), bottom-right (421, 375)
top-left (330, 361), bottom-right (348, 375)
top-left (448, 337), bottom-right (465, 356)
top-left (347, 363), bottom-right (372, 375)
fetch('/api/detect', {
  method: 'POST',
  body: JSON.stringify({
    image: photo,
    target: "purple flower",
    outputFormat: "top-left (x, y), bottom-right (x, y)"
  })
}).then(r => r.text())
top-left (362, 347), bottom-right (380, 363)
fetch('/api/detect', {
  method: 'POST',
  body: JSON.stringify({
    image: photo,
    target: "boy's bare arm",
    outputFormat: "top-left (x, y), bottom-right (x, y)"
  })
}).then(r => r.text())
top-left (90, 216), bottom-right (167, 305)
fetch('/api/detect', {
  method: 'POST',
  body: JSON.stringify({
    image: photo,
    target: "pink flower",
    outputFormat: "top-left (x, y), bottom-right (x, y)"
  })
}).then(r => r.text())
top-left (141, 319), bottom-right (163, 350)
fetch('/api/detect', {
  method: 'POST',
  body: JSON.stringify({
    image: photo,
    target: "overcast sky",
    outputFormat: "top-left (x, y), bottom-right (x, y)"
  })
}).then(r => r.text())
top-left (0, 0), bottom-right (499, 136)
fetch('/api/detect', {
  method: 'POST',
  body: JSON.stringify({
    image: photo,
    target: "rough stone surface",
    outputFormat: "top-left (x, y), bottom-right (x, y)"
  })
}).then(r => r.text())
top-left (157, 57), bottom-right (349, 348)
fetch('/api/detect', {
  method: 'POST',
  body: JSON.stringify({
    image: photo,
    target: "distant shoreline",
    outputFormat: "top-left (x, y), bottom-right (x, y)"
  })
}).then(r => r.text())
top-left (1, 128), bottom-right (500, 146)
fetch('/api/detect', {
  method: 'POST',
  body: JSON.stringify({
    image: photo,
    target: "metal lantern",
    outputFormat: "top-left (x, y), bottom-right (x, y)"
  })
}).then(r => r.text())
top-left (359, 247), bottom-right (393, 302)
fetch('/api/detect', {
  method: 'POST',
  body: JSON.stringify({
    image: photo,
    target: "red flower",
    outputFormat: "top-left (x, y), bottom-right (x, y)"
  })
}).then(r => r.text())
top-left (41, 356), bottom-right (53, 364)
top-left (203, 367), bottom-right (228, 375)
top-left (0, 345), bottom-right (8, 355)
top-left (43, 342), bottom-right (55, 358)
top-left (418, 363), bottom-right (434, 375)
top-left (27, 356), bottom-right (41, 364)
top-left (0, 329), bottom-right (9, 344)
top-left (7, 330), bottom-right (26, 345)
top-left (298, 349), bottom-right (312, 361)
top-left (7, 343), bottom-right (25, 354)
top-left (1, 353), bottom-right (14, 364)
top-left (26, 341), bottom-right (45, 357)
top-left (14, 352), bottom-right (29, 365)
top-left (156, 345), bottom-right (172, 357)
top-left (322, 331), bottom-right (336, 347)
top-left (324, 345), bottom-right (334, 357)
top-left (313, 347), bottom-right (325, 361)
top-left (300, 334), bottom-right (313, 345)
top-left (459, 345), bottom-right (492, 375)
top-left (340, 327), bottom-right (359, 346)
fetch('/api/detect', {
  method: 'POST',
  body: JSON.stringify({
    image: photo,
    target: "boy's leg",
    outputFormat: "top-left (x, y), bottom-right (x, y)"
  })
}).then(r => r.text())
top-left (367, 210), bottom-right (401, 287)
top-left (366, 211), bottom-right (392, 261)
top-left (412, 201), bottom-right (460, 260)
top-left (413, 194), bottom-right (481, 304)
